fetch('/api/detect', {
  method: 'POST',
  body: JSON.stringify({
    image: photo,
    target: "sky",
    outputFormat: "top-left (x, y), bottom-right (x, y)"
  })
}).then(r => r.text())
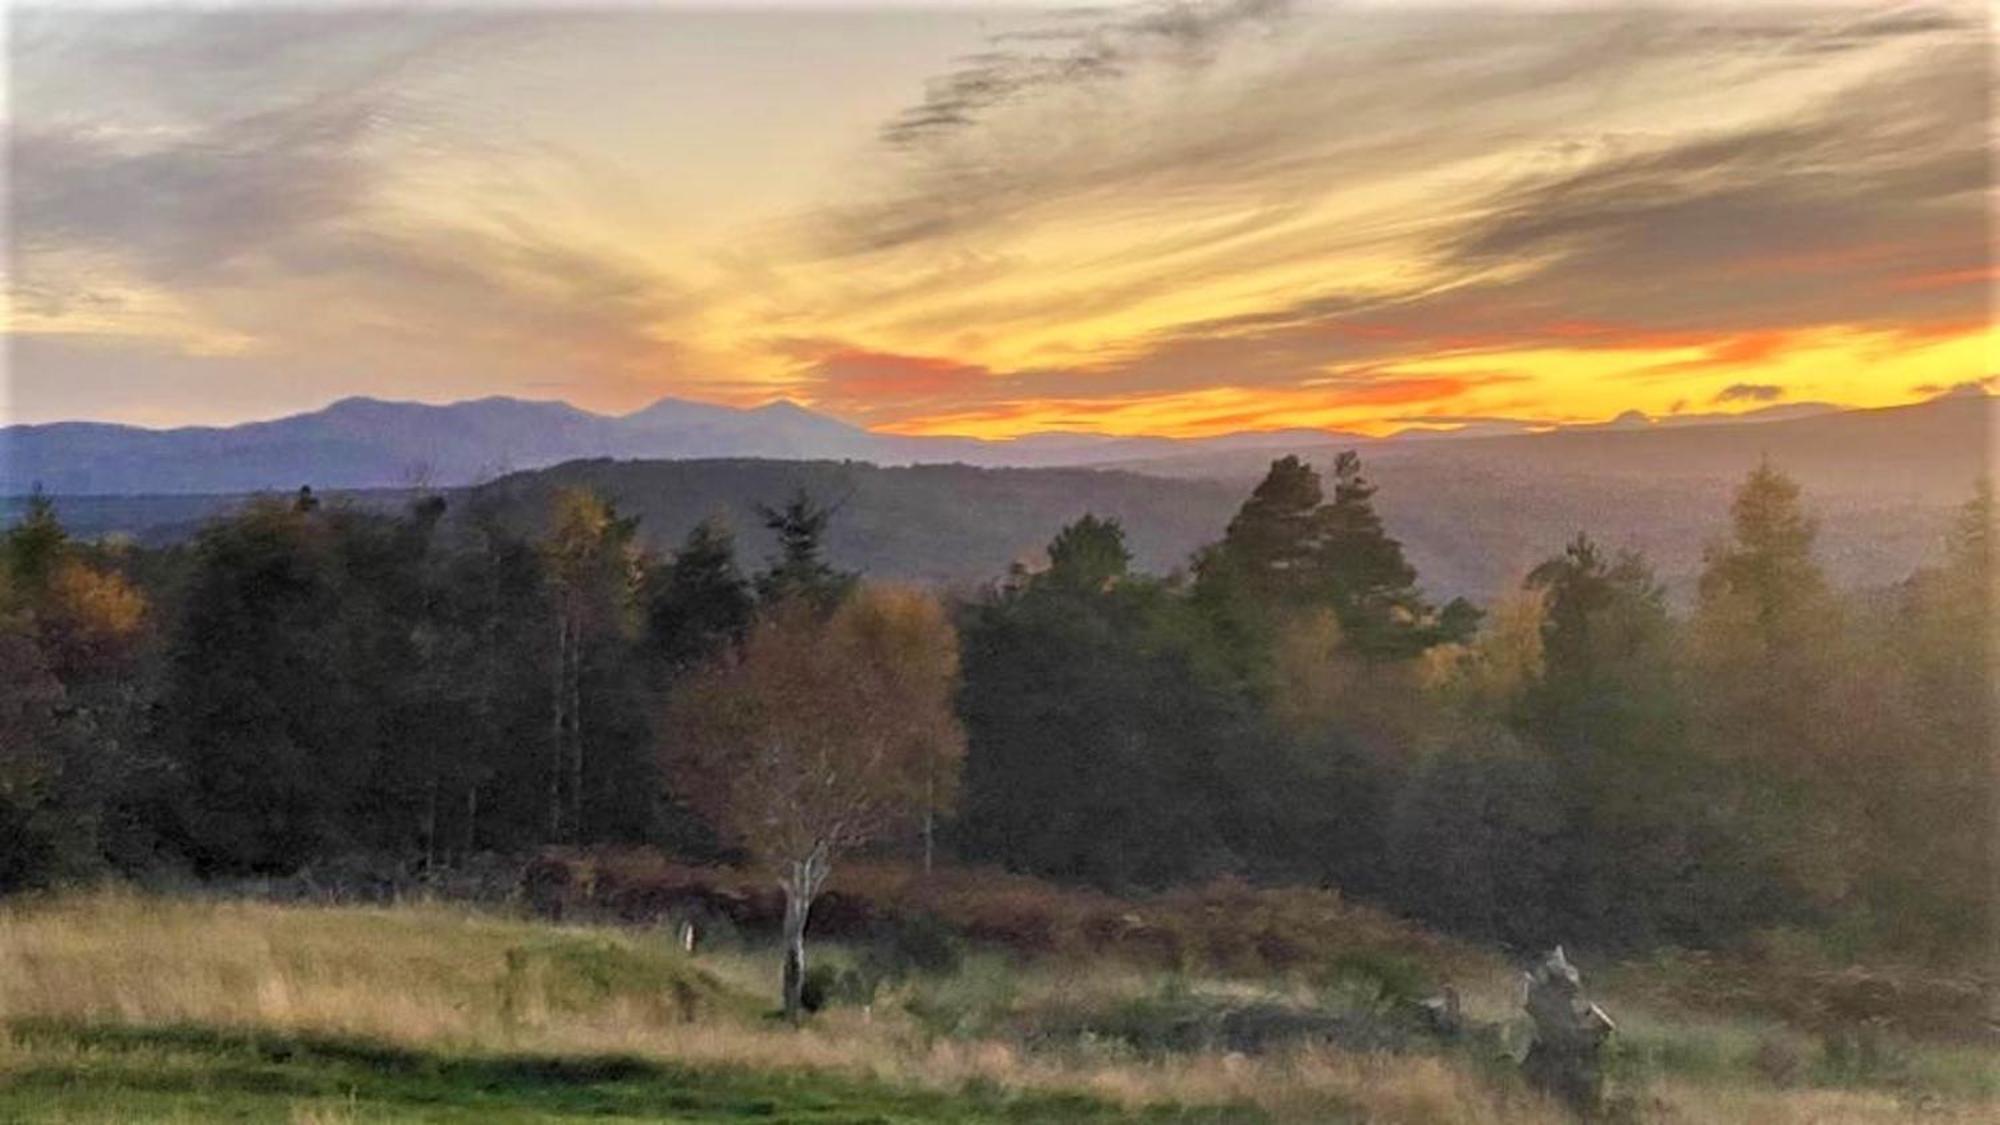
top-left (4, 0), bottom-right (1992, 437)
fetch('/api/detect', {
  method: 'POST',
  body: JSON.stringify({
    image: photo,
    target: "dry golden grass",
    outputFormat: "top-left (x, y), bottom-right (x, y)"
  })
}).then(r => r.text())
top-left (0, 891), bottom-right (1988, 1124)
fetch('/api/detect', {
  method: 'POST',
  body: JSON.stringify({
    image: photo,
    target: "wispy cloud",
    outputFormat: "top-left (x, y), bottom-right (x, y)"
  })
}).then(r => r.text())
top-left (9, 2), bottom-right (1991, 434)
top-left (8, 8), bottom-right (694, 419)
top-left (1714, 383), bottom-right (1786, 404)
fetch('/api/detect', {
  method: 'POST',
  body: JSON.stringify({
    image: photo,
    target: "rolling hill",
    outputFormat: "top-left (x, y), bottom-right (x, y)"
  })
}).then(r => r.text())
top-left (9, 395), bottom-right (1987, 603)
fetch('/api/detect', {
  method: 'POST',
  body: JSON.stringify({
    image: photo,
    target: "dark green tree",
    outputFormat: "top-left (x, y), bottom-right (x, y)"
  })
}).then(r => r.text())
top-left (1519, 535), bottom-right (1778, 948)
top-left (754, 490), bottom-right (855, 610)
top-left (1197, 454), bottom-right (1471, 661)
top-left (1043, 513), bottom-right (1132, 593)
top-left (1388, 729), bottom-right (1565, 949)
top-left (958, 516), bottom-right (1296, 889)
top-left (644, 518), bottom-right (753, 672)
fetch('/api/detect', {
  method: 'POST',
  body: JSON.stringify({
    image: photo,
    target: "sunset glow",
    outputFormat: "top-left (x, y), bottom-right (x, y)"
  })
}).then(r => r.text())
top-left (6, 1), bottom-right (1990, 437)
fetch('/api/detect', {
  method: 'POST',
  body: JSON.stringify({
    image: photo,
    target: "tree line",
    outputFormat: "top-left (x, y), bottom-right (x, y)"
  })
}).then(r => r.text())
top-left (1, 454), bottom-right (1989, 966)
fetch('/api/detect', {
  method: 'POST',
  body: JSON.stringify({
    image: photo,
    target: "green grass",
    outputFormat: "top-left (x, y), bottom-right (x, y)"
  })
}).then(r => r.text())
top-left (0, 1020), bottom-right (1267, 1124)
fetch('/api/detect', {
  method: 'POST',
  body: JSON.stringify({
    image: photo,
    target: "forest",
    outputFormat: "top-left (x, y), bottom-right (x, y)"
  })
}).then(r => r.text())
top-left (1, 449), bottom-right (1990, 971)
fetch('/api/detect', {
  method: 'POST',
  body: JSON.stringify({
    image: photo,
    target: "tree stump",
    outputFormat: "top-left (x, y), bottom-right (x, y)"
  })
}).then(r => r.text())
top-left (1521, 946), bottom-right (1615, 1115)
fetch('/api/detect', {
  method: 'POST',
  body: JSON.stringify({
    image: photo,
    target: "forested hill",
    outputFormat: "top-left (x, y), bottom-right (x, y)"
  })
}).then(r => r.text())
top-left (465, 459), bottom-right (1246, 590)
top-left (465, 452), bottom-right (1963, 602)
top-left (12, 450), bottom-right (1974, 603)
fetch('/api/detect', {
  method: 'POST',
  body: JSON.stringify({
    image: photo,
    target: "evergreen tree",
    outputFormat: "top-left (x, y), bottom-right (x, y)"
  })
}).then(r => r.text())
top-left (1520, 536), bottom-right (1776, 947)
top-left (1698, 461), bottom-right (1829, 656)
top-left (160, 499), bottom-right (365, 871)
top-left (1043, 513), bottom-right (1131, 593)
top-left (5, 488), bottom-right (67, 592)
top-left (1197, 454), bottom-right (1471, 661)
top-left (1198, 455), bottom-right (1326, 604)
top-left (1689, 463), bottom-right (1853, 924)
top-left (1864, 481), bottom-right (1997, 954)
top-left (754, 490), bottom-right (855, 610)
top-left (1524, 535), bottom-right (1676, 743)
top-left (958, 517), bottom-right (1256, 889)
top-left (644, 518), bottom-right (753, 673)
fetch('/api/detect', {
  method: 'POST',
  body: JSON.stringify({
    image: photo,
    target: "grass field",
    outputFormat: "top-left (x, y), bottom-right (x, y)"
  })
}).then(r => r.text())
top-left (0, 892), bottom-right (1989, 1123)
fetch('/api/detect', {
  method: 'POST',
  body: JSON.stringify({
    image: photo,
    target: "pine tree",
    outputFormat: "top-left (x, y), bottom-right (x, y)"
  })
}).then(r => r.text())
top-left (1198, 453), bottom-right (1468, 660)
top-left (1043, 513), bottom-right (1131, 593)
top-left (1697, 460), bottom-right (1828, 656)
top-left (754, 490), bottom-right (855, 610)
top-left (645, 518), bottom-right (753, 672)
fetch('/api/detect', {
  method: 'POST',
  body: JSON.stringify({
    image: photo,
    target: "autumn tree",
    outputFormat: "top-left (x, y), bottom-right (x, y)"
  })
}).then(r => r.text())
top-left (1685, 463), bottom-right (1865, 923)
top-left (542, 489), bottom-right (643, 842)
top-left (1859, 481), bottom-right (1997, 954)
top-left (1692, 464), bottom-right (1841, 775)
top-left (663, 585), bottom-right (964, 1019)
top-left (0, 494), bottom-right (154, 886)
top-left (1696, 462), bottom-right (1833, 660)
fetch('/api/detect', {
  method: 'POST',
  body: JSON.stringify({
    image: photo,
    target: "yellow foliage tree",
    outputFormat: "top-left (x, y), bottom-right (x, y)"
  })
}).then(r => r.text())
top-left (663, 585), bottom-right (965, 1019)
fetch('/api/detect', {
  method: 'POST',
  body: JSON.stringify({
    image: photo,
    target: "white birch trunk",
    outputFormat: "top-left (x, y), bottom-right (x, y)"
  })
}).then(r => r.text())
top-left (778, 841), bottom-right (830, 1022)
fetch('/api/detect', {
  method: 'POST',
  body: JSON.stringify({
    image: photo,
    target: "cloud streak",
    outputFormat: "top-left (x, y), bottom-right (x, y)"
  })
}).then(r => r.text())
top-left (9, 2), bottom-right (1991, 435)
top-left (8, 8), bottom-right (695, 421)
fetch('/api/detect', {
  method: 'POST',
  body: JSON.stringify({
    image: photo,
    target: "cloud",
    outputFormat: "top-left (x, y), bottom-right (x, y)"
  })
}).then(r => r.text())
top-left (11, 2), bottom-right (1989, 434)
top-left (1713, 383), bottom-right (1786, 404)
top-left (880, 0), bottom-right (1289, 150)
top-left (770, 339), bottom-right (1001, 420)
top-left (1913, 376), bottom-right (1999, 399)
top-left (8, 8), bottom-right (691, 416)
top-left (1442, 38), bottom-right (1986, 336)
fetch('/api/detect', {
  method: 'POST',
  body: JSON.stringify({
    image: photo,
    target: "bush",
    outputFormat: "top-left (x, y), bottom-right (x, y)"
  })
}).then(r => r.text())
top-left (866, 913), bottom-right (963, 980)
top-left (1326, 949), bottom-right (1435, 1008)
top-left (800, 961), bottom-right (875, 1013)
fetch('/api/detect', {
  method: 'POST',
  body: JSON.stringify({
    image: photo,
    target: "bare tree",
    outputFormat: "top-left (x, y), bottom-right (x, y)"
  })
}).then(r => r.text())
top-left (663, 585), bottom-right (964, 1020)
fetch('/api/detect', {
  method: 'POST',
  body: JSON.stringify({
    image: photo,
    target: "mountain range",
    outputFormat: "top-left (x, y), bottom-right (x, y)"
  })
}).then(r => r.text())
top-left (1, 390), bottom-right (1853, 496)
top-left (7, 392), bottom-right (1989, 603)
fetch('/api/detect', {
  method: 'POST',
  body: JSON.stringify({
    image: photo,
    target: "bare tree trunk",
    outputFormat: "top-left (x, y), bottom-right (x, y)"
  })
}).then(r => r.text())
top-left (922, 767), bottom-right (935, 876)
top-left (548, 610), bottom-right (567, 841)
top-left (568, 626), bottom-right (584, 841)
top-left (423, 774), bottom-right (438, 876)
top-left (779, 887), bottom-right (809, 1021)
top-left (778, 842), bottom-right (830, 1022)
top-left (462, 784), bottom-right (478, 860)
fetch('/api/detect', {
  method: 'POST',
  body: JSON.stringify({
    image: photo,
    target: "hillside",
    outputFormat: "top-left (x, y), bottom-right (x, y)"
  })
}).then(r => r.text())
top-left (1111, 394), bottom-right (1993, 596)
top-left (463, 432), bottom-right (1975, 601)
top-left (2, 887), bottom-right (1988, 1124)
top-left (467, 459), bottom-right (1245, 589)
top-left (1124, 395), bottom-right (1994, 502)
top-left (12, 395), bottom-right (1986, 601)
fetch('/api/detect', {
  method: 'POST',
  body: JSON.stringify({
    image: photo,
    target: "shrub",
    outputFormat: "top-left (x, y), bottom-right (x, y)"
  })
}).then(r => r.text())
top-left (519, 850), bottom-right (1491, 986)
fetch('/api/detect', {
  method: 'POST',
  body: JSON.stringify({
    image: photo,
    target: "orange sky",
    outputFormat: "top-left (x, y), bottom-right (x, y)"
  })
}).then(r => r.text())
top-left (6, 1), bottom-right (1992, 437)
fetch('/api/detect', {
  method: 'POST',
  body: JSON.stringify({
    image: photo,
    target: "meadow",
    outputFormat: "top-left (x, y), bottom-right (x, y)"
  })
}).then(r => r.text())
top-left (0, 886), bottom-right (1989, 1123)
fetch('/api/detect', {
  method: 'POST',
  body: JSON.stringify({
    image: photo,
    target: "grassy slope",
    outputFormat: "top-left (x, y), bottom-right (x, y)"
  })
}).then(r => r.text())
top-left (0, 895), bottom-right (1259, 1123)
top-left (0, 893), bottom-right (1988, 1124)
top-left (3, 1021), bottom-right (1228, 1123)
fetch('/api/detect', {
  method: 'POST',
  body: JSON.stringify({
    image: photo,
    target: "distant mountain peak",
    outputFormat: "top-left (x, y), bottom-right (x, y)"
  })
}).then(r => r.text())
top-left (2, 391), bottom-right (1971, 498)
